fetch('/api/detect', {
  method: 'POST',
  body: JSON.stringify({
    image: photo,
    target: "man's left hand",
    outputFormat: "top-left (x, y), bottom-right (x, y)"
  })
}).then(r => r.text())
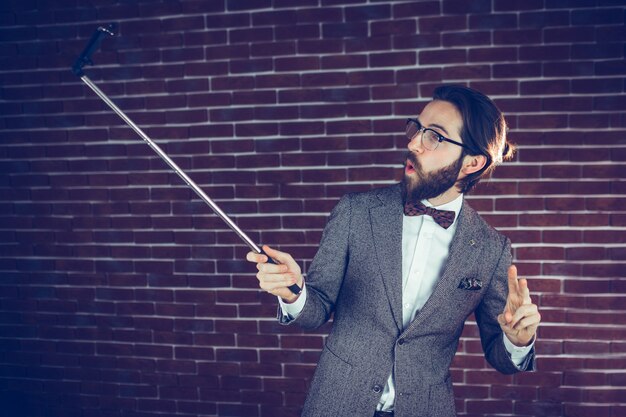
top-left (497, 265), bottom-right (541, 347)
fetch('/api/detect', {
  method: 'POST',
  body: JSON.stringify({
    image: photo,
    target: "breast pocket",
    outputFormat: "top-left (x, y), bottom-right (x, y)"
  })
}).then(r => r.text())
top-left (452, 279), bottom-right (485, 314)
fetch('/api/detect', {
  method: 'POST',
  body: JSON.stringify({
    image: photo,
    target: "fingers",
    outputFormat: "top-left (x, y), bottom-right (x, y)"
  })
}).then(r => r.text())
top-left (519, 278), bottom-right (532, 305)
top-left (246, 245), bottom-right (297, 272)
top-left (512, 314), bottom-right (541, 333)
top-left (504, 266), bottom-right (533, 319)
top-left (508, 303), bottom-right (539, 329)
top-left (246, 249), bottom-right (293, 284)
top-left (502, 313), bottom-right (540, 345)
top-left (246, 251), bottom-right (268, 263)
top-left (257, 260), bottom-right (288, 274)
top-left (499, 305), bottom-right (540, 337)
top-left (500, 266), bottom-right (541, 345)
top-left (497, 312), bottom-right (507, 327)
top-left (246, 245), bottom-right (293, 265)
top-left (256, 271), bottom-right (299, 293)
top-left (507, 265), bottom-right (519, 296)
top-left (248, 245), bottom-right (303, 299)
top-left (504, 309), bottom-right (513, 323)
top-left (507, 265), bottom-right (532, 302)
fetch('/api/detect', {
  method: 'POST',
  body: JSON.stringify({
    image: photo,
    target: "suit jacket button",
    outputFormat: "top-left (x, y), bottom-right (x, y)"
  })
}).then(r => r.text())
top-left (373, 384), bottom-right (382, 393)
top-left (398, 338), bottom-right (405, 345)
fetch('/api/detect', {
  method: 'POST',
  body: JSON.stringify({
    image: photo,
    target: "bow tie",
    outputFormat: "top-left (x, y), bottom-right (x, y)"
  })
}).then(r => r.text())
top-left (403, 201), bottom-right (456, 229)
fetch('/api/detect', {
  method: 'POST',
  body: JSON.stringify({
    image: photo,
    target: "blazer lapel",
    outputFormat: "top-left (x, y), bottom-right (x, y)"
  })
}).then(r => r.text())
top-left (403, 200), bottom-right (484, 332)
top-left (369, 184), bottom-right (404, 332)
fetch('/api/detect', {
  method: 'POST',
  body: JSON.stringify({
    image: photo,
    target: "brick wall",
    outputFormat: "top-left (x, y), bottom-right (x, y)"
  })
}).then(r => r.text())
top-left (1, 1), bottom-right (625, 416)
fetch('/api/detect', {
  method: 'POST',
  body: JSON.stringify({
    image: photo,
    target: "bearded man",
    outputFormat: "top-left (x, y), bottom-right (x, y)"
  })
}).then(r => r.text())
top-left (246, 85), bottom-right (540, 417)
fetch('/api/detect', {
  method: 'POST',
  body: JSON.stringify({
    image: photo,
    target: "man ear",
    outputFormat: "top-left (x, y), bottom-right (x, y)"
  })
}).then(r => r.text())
top-left (461, 154), bottom-right (487, 176)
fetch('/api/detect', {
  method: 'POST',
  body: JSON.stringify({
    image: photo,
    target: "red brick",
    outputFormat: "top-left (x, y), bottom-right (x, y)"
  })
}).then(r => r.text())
top-left (263, 377), bottom-right (307, 393)
top-left (320, 54), bottom-right (366, 70)
top-left (419, 48), bottom-right (466, 65)
top-left (572, 77), bottom-right (624, 94)
top-left (236, 333), bottom-right (279, 348)
top-left (519, 114), bottom-right (569, 129)
top-left (278, 88), bottom-right (323, 103)
top-left (345, 4), bottom-right (390, 21)
top-left (295, 7), bottom-right (342, 23)
top-left (322, 22), bottom-right (368, 38)
top-left (301, 72), bottom-right (347, 87)
top-left (443, 65), bottom-right (490, 80)
top-left (595, 59), bottom-right (626, 76)
top-left (372, 84), bottom-right (417, 100)
top-left (297, 39), bottom-right (342, 54)
top-left (211, 75), bottom-right (255, 90)
top-left (251, 9), bottom-right (296, 25)
top-left (396, 67), bottom-right (442, 84)
top-left (370, 51), bottom-right (416, 67)
top-left (470, 13), bottom-right (518, 30)
top-left (419, 15), bottom-right (467, 32)
top-left (347, 102), bottom-right (392, 117)
top-left (371, 19), bottom-right (416, 36)
top-left (442, 31), bottom-right (490, 47)
top-left (280, 121), bottom-right (325, 136)
top-left (276, 56), bottom-right (320, 71)
top-left (230, 58), bottom-right (273, 74)
top-left (393, 33), bottom-right (441, 51)
top-left (521, 80), bottom-right (571, 95)
top-left (327, 119), bottom-right (371, 135)
top-left (494, 62), bottom-right (542, 78)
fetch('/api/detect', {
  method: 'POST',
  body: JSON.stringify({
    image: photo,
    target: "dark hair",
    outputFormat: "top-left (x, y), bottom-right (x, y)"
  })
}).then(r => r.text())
top-left (432, 85), bottom-right (515, 194)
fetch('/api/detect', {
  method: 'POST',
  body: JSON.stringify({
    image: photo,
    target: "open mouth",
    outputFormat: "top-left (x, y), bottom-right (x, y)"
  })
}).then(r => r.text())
top-left (405, 159), bottom-right (416, 174)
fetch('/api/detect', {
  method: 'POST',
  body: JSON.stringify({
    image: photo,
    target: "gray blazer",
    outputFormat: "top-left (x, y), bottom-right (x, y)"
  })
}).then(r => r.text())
top-left (279, 184), bottom-right (536, 417)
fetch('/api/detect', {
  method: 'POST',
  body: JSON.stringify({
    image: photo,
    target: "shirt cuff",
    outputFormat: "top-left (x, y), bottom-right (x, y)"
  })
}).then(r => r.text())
top-left (278, 281), bottom-right (307, 320)
top-left (503, 333), bottom-right (535, 368)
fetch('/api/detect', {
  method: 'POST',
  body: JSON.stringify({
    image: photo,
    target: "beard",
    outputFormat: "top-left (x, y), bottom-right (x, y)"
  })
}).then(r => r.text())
top-left (401, 151), bottom-right (464, 204)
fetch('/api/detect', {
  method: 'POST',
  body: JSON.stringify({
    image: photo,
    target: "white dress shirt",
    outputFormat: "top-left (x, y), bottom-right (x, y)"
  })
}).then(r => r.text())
top-left (280, 194), bottom-right (534, 411)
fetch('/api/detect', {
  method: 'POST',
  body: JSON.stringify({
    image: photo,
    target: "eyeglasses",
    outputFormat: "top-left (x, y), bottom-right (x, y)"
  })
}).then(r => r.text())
top-left (405, 118), bottom-right (469, 151)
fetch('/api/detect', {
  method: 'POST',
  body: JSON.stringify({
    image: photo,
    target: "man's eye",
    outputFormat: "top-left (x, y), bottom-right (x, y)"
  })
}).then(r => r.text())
top-left (425, 131), bottom-right (438, 142)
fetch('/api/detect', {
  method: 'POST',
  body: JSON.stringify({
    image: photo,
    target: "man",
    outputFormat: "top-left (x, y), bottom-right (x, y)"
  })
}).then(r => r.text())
top-left (246, 85), bottom-right (540, 417)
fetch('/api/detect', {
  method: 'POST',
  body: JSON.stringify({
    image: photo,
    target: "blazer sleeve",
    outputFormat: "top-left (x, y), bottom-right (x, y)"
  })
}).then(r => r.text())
top-left (277, 194), bottom-right (352, 330)
top-left (474, 237), bottom-right (537, 374)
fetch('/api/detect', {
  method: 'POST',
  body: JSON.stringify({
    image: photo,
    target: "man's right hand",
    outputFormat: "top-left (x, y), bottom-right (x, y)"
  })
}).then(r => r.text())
top-left (246, 245), bottom-right (304, 303)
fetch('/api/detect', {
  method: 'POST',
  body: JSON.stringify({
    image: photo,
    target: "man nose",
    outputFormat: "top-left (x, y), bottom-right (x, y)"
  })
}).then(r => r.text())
top-left (407, 130), bottom-right (424, 153)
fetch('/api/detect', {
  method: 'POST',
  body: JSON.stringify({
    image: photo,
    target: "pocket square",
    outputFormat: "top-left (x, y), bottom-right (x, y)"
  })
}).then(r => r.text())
top-left (458, 277), bottom-right (482, 291)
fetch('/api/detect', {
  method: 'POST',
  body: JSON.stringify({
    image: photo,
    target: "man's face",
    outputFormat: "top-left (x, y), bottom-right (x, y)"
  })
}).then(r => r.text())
top-left (402, 100), bottom-right (466, 203)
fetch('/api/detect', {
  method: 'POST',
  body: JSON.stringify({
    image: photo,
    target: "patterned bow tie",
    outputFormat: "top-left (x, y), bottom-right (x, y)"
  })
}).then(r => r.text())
top-left (403, 201), bottom-right (456, 229)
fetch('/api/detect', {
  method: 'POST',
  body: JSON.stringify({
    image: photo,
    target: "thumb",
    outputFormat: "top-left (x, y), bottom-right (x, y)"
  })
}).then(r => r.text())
top-left (504, 309), bottom-right (513, 323)
top-left (262, 245), bottom-right (297, 269)
top-left (501, 302), bottom-right (514, 323)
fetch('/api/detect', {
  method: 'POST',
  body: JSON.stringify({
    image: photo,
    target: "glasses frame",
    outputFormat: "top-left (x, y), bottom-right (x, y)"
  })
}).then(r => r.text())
top-left (405, 118), bottom-right (469, 151)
